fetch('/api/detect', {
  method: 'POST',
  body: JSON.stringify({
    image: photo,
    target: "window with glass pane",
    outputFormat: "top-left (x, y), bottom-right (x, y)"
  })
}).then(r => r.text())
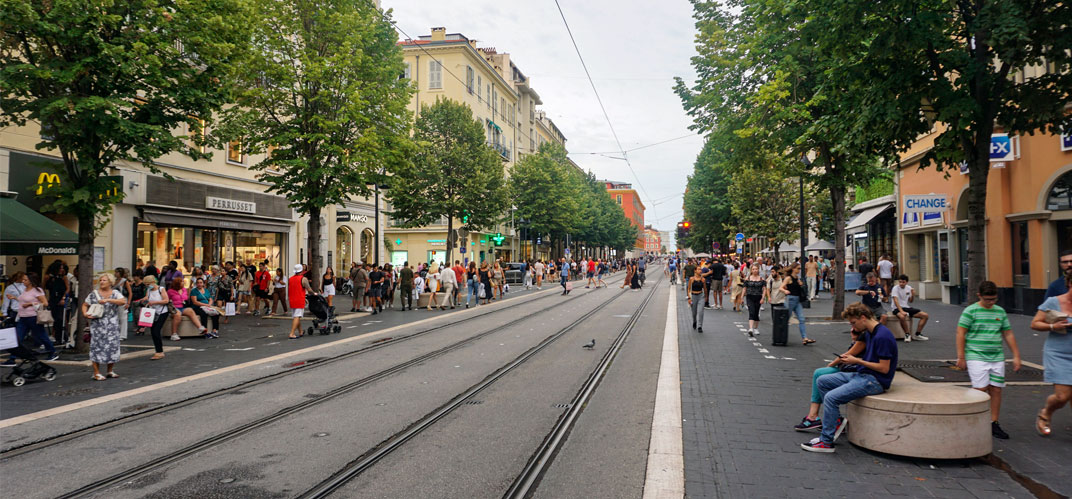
top-left (1047, 171), bottom-right (1072, 210)
top-left (466, 66), bottom-right (474, 94)
top-left (227, 140), bottom-right (244, 164)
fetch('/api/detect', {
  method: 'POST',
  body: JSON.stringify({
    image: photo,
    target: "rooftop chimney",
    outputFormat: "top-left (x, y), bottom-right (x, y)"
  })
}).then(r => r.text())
top-left (430, 27), bottom-right (445, 41)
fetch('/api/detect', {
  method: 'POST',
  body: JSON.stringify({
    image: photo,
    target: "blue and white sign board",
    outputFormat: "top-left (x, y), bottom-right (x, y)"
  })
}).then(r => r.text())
top-left (903, 194), bottom-right (948, 213)
top-left (1062, 132), bottom-right (1072, 152)
top-left (564, 248), bottom-right (571, 257)
top-left (735, 233), bottom-right (745, 241)
top-left (990, 133), bottom-right (1014, 162)
top-left (736, 246), bottom-right (743, 254)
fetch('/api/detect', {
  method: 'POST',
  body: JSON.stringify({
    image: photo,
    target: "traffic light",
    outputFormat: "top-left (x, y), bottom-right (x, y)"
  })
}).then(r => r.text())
top-left (677, 221), bottom-right (692, 241)
top-left (461, 210), bottom-right (471, 225)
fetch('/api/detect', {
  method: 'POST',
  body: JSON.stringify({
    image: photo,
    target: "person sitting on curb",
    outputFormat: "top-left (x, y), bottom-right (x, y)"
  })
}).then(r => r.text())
top-left (794, 326), bottom-right (866, 431)
top-left (801, 303), bottom-right (898, 453)
top-left (891, 274), bottom-right (929, 342)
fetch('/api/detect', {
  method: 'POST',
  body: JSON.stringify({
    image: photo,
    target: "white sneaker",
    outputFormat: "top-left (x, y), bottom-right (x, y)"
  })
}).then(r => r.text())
top-left (914, 334), bottom-right (929, 341)
top-left (170, 334), bottom-right (181, 341)
top-left (904, 335), bottom-right (912, 343)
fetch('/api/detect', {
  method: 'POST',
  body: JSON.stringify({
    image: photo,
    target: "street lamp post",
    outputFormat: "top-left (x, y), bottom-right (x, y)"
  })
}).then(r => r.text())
top-left (799, 154), bottom-right (811, 306)
top-left (373, 169), bottom-right (387, 266)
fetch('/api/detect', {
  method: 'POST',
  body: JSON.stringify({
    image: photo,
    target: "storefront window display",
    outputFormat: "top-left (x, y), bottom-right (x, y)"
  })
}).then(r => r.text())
top-left (137, 223), bottom-right (284, 271)
top-left (336, 226), bottom-right (353, 270)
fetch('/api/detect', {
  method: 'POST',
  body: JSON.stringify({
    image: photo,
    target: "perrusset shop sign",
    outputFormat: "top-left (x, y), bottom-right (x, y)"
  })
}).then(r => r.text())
top-left (206, 196), bottom-right (256, 214)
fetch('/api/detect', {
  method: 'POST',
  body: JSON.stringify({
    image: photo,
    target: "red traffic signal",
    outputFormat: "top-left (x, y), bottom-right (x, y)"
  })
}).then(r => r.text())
top-left (683, 222), bottom-right (690, 228)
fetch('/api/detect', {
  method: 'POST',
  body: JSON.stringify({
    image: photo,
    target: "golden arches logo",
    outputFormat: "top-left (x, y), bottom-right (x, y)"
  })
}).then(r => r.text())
top-left (35, 173), bottom-right (61, 195)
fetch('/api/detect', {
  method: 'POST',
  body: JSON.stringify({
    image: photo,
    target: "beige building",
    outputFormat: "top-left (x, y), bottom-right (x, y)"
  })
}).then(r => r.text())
top-left (389, 27), bottom-right (567, 266)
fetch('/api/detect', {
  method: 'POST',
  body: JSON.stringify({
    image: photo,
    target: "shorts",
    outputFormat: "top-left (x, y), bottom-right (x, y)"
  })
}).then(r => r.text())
top-left (587, 272), bottom-right (594, 278)
top-left (368, 286), bottom-right (382, 298)
top-left (869, 305), bottom-right (886, 319)
top-left (323, 284), bottom-right (335, 296)
top-left (710, 280), bottom-right (722, 293)
top-left (966, 360), bottom-right (1005, 388)
top-left (353, 284), bottom-right (366, 299)
top-left (255, 288), bottom-right (271, 299)
top-left (217, 289), bottom-right (233, 302)
top-left (899, 307), bottom-right (921, 317)
top-left (292, 308), bottom-right (305, 318)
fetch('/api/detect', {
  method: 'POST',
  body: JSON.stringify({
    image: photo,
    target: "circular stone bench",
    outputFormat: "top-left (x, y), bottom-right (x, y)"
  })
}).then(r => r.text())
top-left (845, 378), bottom-right (992, 459)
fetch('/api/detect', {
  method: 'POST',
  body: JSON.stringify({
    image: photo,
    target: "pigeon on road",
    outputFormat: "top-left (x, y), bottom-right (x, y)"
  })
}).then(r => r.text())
top-left (582, 339), bottom-right (595, 349)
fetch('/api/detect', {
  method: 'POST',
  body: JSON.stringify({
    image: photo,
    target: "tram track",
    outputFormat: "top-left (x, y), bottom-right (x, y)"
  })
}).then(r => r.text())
top-left (44, 273), bottom-right (632, 498)
top-left (1, 273), bottom-right (625, 461)
top-left (295, 273), bottom-right (663, 499)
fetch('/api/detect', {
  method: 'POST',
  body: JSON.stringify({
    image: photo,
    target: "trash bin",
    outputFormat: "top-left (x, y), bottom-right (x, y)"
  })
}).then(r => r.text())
top-left (771, 304), bottom-right (789, 346)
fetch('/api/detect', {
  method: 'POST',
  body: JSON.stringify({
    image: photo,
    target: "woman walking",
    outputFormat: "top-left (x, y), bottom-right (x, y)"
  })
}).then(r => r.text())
top-left (687, 267), bottom-right (707, 333)
top-left (630, 260), bottom-right (641, 290)
top-left (237, 264), bottom-right (253, 315)
top-left (743, 266), bottom-right (770, 337)
top-left (191, 277), bottom-right (220, 338)
top-left (729, 265), bottom-right (744, 312)
top-left (167, 278), bottom-right (206, 341)
top-left (43, 261), bottom-right (69, 346)
top-left (466, 261), bottom-right (479, 308)
top-left (82, 274), bottom-right (126, 380)
top-left (322, 267), bottom-right (336, 308)
top-left (492, 261), bottom-right (505, 299)
top-left (270, 268), bottom-right (288, 315)
top-left (426, 264), bottom-right (441, 310)
top-left (621, 260), bottom-right (634, 289)
top-left (114, 267), bottom-right (133, 340)
top-left (479, 262), bottom-right (492, 305)
top-left (780, 263), bottom-right (815, 345)
top-left (1030, 268), bottom-right (1072, 436)
top-left (138, 276), bottom-right (171, 360)
top-left (15, 273), bottom-right (58, 361)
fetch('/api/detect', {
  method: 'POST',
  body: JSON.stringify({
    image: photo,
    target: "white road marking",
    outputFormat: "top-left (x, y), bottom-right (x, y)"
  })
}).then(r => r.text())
top-left (643, 286), bottom-right (684, 498)
top-left (764, 355), bottom-right (777, 359)
top-left (224, 348), bottom-right (255, 351)
top-left (758, 348), bottom-right (769, 353)
top-left (347, 326), bottom-right (359, 329)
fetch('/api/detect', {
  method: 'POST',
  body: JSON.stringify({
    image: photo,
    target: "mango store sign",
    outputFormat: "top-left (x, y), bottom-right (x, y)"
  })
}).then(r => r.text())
top-left (903, 194), bottom-right (948, 213)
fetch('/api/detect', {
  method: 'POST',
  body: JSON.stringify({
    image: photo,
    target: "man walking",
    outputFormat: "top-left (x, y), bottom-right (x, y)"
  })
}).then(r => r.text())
top-left (877, 254), bottom-right (894, 298)
top-left (586, 258), bottom-right (597, 288)
top-left (1044, 250), bottom-right (1072, 298)
top-left (534, 259), bottom-right (545, 290)
top-left (805, 256), bottom-right (819, 300)
top-left (709, 258), bottom-right (725, 309)
top-left (452, 260), bottom-right (466, 304)
top-left (439, 262), bottom-right (457, 310)
top-left (287, 264), bottom-right (313, 340)
top-left (352, 262), bottom-right (369, 312)
top-left (559, 257), bottom-right (570, 295)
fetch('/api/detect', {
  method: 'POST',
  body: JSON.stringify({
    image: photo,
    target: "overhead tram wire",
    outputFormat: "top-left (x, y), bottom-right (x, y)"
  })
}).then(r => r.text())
top-left (568, 133), bottom-right (700, 155)
top-left (552, 0), bottom-right (659, 221)
top-left (367, 0), bottom-right (541, 150)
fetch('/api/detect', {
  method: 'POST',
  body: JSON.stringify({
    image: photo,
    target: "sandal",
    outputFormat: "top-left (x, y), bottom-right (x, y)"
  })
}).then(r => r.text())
top-left (151, 353), bottom-right (165, 360)
top-left (106, 372), bottom-right (119, 378)
top-left (1037, 409), bottom-right (1052, 436)
top-left (802, 338), bottom-right (816, 345)
top-left (92, 374), bottom-right (106, 381)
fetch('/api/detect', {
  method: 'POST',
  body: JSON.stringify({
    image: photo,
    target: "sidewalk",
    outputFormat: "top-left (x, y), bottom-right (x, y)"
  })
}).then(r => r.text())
top-left (676, 285), bottom-right (1068, 497)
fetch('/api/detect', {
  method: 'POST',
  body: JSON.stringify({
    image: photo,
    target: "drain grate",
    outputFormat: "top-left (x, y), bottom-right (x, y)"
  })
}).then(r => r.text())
top-left (552, 403), bottom-right (573, 409)
top-left (464, 400), bottom-right (484, 405)
top-left (899, 360), bottom-right (1044, 383)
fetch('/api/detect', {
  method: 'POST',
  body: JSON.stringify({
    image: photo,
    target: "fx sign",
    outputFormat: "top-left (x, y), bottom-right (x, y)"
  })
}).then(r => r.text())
top-left (989, 134), bottom-right (1014, 162)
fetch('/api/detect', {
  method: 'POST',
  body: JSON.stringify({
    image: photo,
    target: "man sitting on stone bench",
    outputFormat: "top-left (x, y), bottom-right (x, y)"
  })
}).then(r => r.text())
top-left (801, 303), bottom-right (899, 453)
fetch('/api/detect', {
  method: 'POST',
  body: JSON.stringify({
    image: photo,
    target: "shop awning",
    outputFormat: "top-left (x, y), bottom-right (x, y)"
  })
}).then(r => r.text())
top-left (0, 194), bottom-right (78, 255)
top-left (846, 204), bottom-right (893, 231)
top-left (805, 240), bottom-right (836, 252)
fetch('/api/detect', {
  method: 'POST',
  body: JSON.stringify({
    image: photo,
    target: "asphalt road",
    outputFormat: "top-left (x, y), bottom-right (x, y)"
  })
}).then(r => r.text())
top-left (0, 268), bottom-right (670, 499)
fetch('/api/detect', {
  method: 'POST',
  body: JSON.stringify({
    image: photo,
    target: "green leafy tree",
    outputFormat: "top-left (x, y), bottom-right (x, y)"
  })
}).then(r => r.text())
top-left (681, 140), bottom-right (733, 254)
top-left (509, 144), bottom-right (581, 258)
top-left (727, 169), bottom-right (800, 262)
top-left (801, 0), bottom-right (1072, 294)
top-left (388, 98), bottom-right (508, 264)
top-left (675, 0), bottom-right (891, 316)
top-left (1, 0), bottom-right (252, 350)
top-left (223, 0), bottom-right (413, 286)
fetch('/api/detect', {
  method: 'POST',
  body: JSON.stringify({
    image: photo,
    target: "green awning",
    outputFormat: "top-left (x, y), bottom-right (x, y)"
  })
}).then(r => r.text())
top-left (0, 196), bottom-right (78, 255)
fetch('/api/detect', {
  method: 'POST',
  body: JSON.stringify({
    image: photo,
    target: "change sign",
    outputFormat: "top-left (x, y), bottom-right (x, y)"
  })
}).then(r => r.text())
top-left (903, 194), bottom-right (948, 213)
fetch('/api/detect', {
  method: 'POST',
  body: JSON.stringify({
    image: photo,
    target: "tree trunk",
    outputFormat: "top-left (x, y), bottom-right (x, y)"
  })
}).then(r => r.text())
top-left (830, 182), bottom-right (847, 319)
top-left (446, 216), bottom-right (454, 266)
top-left (74, 213), bottom-right (95, 353)
top-left (965, 127), bottom-right (993, 297)
top-left (307, 206), bottom-right (322, 291)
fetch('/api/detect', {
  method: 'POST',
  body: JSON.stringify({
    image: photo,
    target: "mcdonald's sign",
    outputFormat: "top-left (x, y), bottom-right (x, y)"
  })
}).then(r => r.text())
top-left (9, 152), bottom-right (122, 211)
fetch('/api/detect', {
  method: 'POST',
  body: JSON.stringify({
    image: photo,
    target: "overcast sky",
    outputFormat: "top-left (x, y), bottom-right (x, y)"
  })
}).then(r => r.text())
top-left (383, 0), bottom-right (704, 234)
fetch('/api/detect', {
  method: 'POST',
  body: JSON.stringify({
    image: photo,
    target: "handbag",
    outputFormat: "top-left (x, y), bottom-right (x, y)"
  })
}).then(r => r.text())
top-left (225, 302), bottom-right (237, 316)
top-left (37, 304), bottom-right (55, 325)
top-left (1044, 308), bottom-right (1069, 324)
top-left (86, 291), bottom-right (105, 319)
top-left (478, 283), bottom-right (486, 299)
top-left (201, 305), bottom-right (221, 316)
top-left (138, 307), bottom-right (158, 327)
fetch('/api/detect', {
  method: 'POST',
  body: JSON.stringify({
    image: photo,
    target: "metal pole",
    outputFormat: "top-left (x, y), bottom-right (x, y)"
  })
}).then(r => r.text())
top-left (374, 183), bottom-right (380, 266)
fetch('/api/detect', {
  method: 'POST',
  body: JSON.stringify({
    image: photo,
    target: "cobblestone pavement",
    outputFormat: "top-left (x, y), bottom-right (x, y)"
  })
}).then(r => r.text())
top-left (677, 286), bottom-right (1069, 498)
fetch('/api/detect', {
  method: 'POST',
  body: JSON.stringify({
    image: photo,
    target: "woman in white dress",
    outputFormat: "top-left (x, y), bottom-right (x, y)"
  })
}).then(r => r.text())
top-left (426, 266), bottom-right (441, 310)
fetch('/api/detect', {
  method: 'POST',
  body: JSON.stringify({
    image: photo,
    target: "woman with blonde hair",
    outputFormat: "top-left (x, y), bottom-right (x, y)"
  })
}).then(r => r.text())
top-left (82, 274), bottom-right (126, 379)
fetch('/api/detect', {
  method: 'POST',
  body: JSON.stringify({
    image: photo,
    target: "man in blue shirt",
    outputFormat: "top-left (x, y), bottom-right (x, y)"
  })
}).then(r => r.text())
top-left (801, 302), bottom-right (898, 453)
top-left (1044, 250), bottom-right (1072, 299)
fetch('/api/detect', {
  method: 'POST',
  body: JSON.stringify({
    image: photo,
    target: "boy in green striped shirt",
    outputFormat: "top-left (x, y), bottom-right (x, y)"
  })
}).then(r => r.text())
top-left (956, 281), bottom-right (1021, 439)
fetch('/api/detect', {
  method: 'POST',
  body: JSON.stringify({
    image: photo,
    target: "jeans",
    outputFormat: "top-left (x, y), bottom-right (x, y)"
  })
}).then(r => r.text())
top-left (16, 316), bottom-right (54, 356)
top-left (466, 279), bottom-right (479, 306)
top-left (689, 294), bottom-right (704, 329)
top-left (811, 367), bottom-right (840, 404)
top-left (149, 311), bottom-right (169, 353)
top-left (561, 274), bottom-right (568, 291)
top-left (817, 372), bottom-right (884, 444)
top-left (785, 295), bottom-right (807, 339)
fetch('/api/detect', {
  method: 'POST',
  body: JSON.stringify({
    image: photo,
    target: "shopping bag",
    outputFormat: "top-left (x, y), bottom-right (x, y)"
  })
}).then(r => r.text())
top-left (565, 281), bottom-right (573, 291)
top-left (138, 307), bottom-right (158, 327)
top-left (0, 327), bottom-right (17, 350)
top-left (503, 284), bottom-right (509, 294)
top-left (478, 283), bottom-right (486, 299)
top-left (225, 302), bottom-right (237, 316)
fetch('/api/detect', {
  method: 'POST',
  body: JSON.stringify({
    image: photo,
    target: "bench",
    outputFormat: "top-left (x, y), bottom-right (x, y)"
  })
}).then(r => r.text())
top-left (846, 377), bottom-right (991, 459)
top-left (175, 314), bottom-right (207, 338)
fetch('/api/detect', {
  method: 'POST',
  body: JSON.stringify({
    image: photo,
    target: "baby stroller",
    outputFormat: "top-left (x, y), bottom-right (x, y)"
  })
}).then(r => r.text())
top-left (305, 294), bottom-right (341, 336)
top-left (2, 338), bottom-right (58, 387)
